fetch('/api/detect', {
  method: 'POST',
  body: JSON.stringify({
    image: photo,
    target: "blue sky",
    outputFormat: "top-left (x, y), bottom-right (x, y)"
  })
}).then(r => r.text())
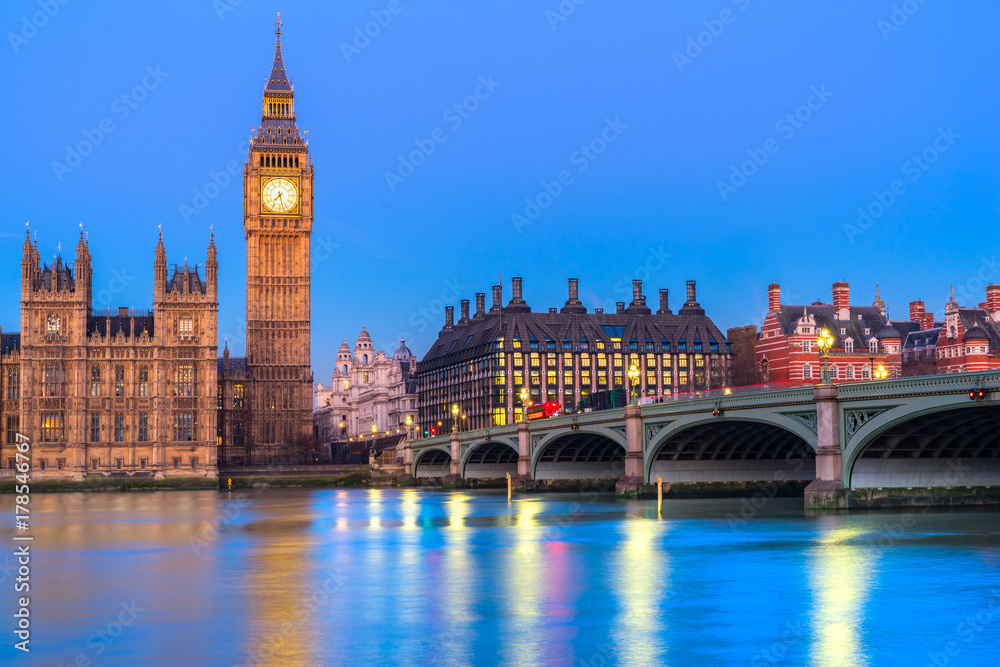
top-left (1, 1), bottom-right (998, 377)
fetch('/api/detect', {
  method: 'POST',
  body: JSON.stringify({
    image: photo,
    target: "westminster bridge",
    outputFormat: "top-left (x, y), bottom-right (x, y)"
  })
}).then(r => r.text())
top-left (407, 371), bottom-right (1000, 508)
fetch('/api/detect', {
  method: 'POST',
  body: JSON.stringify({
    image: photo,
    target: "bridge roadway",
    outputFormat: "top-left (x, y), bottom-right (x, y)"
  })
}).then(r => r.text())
top-left (407, 371), bottom-right (1000, 508)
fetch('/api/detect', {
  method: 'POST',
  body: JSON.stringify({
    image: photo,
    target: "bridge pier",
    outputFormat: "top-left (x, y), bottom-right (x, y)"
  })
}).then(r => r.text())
top-left (443, 432), bottom-right (462, 485)
top-left (516, 422), bottom-right (530, 480)
top-left (804, 384), bottom-right (849, 509)
top-left (615, 405), bottom-right (645, 496)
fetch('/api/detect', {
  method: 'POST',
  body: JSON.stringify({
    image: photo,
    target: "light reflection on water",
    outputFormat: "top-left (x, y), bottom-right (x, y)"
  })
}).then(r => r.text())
top-left (3, 490), bottom-right (1000, 666)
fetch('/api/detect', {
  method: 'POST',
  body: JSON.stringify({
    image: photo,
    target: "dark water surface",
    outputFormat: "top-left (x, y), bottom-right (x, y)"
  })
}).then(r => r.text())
top-left (2, 489), bottom-right (1000, 666)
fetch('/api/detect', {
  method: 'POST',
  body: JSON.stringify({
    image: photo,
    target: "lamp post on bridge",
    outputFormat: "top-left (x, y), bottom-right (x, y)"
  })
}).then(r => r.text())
top-left (451, 403), bottom-right (459, 433)
top-left (628, 363), bottom-right (640, 406)
top-left (817, 328), bottom-right (834, 384)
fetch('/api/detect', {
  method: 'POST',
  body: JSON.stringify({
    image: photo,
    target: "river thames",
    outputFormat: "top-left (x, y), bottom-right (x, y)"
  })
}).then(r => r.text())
top-left (3, 489), bottom-right (1000, 666)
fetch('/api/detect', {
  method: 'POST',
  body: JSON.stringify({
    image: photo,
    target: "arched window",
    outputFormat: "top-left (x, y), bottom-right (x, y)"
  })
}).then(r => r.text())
top-left (283, 156), bottom-right (288, 167)
top-left (363, 354), bottom-right (368, 365)
top-left (343, 364), bottom-right (348, 375)
top-left (259, 155), bottom-right (264, 166)
top-left (295, 156), bottom-right (299, 167)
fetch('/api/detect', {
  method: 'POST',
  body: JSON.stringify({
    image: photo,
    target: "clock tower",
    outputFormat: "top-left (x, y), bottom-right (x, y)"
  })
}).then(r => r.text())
top-left (244, 16), bottom-right (314, 454)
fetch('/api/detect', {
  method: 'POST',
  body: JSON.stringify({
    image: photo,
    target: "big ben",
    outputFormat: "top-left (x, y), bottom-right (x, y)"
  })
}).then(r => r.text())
top-left (244, 16), bottom-right (313, 453)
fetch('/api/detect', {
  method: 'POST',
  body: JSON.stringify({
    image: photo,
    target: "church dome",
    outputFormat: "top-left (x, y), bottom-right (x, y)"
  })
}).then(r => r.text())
top-left (338, 338), bottom-right (350, 353)
top-left (393, 339), bottom-right (413, 362)
top-left (355, 326), bottom-right (372, 350)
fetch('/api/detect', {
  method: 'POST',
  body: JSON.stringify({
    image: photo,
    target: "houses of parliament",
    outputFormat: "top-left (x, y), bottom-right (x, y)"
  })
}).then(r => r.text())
top-left (0, 21), bottom-right (314, 479)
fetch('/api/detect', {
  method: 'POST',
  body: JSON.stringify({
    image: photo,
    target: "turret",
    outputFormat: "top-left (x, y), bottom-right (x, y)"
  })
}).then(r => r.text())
top-left (206, 232), bottom-right (218, 296)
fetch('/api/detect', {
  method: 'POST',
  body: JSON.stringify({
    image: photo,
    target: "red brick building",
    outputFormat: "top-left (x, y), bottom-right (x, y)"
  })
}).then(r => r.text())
top-left (902, 286), bottom-right (1000, 374)
top-left (756, 282), bottom-right (917, 385)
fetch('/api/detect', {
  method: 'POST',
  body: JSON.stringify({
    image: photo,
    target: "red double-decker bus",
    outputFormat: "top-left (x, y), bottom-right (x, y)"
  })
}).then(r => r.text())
top-left (525, 401), bottom-right (563, 421)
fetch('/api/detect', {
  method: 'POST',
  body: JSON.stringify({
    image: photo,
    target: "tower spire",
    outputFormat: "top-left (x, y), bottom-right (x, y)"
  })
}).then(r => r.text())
top-left (266, 13), bottom-right (291, 93)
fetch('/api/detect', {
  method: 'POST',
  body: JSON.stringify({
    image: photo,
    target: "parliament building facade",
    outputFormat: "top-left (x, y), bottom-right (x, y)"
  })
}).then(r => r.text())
top-left (1, 21), bottom-right (316, 477)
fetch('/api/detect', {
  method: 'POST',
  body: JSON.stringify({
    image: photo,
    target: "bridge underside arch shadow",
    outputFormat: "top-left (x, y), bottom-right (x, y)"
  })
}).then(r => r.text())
top-left (533, 432), bottom-right (626, 480)
top-left (463, 441), bottom-right (518, 479)
top-left (414, 448), bottom-right (451, 478)
top-left (849, 406), bottom-right (1000, 488)
top-left (648, 420), bottom-right (816, 484)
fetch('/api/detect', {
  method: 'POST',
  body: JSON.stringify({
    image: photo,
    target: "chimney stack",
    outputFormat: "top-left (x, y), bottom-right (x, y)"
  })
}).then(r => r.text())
top-left (987, 285), bottom-right (1000, 321)
top-left (832, 281), bottom-right (850, 319)
top-left (474, 292), bottom-right (486, 318)
top-left (595, 307), bottom-right (604, 314)
top-left (562, 277), bottom-right (587, 314)
top-left (512, 277), bottom-right (523, 301)
top-left (459, 299), bottom-right (470, 324)
top-left (616, 301), bottom-right (625, 314)
top-left (685, 280), bottom-right (697, 305)
top-left (632, 279), bottom-right (643, 304)
top-left (445, 306), bottom-right (454, 328)
top-left (658, 289), bottom-right (671, 315)
top-left (909, 300), bottom-right (925, 323)
top-left (490, 285), bottom-right (502, 312)
top-left (548, 307), bottom-right (557, 313)
top-left (768, 283), bottom-right (781, 312)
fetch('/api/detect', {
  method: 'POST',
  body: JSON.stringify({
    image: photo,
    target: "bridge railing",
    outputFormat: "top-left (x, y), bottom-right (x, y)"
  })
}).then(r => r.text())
top-left (640, 381), bottom-right (805, 404)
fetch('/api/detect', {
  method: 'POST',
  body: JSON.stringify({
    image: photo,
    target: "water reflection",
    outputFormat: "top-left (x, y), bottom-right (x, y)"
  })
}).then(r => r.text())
top-left (8, 492), bottom-right (1000, 666)
top-left (438, 493), bottom-right (476, 664)
top-left (503, 499), bottom-right (546, 664)
top-left (808, 519), bottom-right (875, 667)
top-left (240, 501), bottom-right (321, 667)
top-left (612, 518), bottom-right (671, 666)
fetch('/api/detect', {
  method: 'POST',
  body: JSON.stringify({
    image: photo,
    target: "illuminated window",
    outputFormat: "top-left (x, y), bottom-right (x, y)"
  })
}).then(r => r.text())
top-left (114, 366), bottom-right (125, 397)
top-left (41, 412), bottom-right (63, 442)
top-left (138, 366), bottom-right (149, 397)
top-left (46, 313), bottom-right (61, 335)
top-left (91, 365), bottom-right (101, 397)
top-left (176, 364), bottom-right (195, 397)
top-left (234, 384), bottom-right (244, 409)
top-left (179, 315), bottom-right (193, 338)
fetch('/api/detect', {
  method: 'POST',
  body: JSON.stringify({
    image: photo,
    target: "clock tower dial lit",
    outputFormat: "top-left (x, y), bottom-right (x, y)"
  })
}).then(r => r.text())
top-left (241, 14), bottom-right (314, 455)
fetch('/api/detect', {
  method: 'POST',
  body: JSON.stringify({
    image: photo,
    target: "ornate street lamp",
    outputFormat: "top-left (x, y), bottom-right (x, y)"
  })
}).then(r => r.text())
top-left (874, 364), bottom-right (888, 380)
top-left (405, 414), bottom-right (413, 439)
top-left (816, 328), bottom-right (834, 384)
top-left (628, 363), bottom-right (640, 405)
top-left (519, 387), bottom-right (529, 422)
top-left (451, 403), bottom-right (459, 432)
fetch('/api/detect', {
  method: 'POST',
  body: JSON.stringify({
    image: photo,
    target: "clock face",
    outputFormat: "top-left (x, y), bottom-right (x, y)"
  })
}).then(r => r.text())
top-left (261, 177), bottom-right (298, 213)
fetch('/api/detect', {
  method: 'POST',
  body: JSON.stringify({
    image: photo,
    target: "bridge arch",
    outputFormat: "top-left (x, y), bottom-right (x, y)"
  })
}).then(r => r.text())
top-left (531, 426), bottom-right (627, 480)
top-left (645, 415), bottom-right (817, 485)
top-left (412, 446), bottom-right (451, 478)
top-left (843, 400), bottom-right (1000, 488)
top-left (461, 438), bottom-right (519, 479)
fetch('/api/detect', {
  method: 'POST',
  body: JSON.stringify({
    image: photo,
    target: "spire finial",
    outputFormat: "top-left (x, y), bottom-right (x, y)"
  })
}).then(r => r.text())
top-left (275, 12), bottom-right (282, 34)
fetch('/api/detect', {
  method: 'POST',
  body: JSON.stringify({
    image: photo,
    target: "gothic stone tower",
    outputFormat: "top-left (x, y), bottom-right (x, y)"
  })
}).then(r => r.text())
top-left (244, 18), bottom-right (314, 454)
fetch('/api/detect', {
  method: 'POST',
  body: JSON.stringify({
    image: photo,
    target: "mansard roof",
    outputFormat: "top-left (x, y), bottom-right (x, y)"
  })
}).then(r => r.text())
top-left (773, 304), bottom-right (888, 345)
top-left (957, 309), bottom-right (1000, 347)
top-left (419, 307), bottom-right (729, 371)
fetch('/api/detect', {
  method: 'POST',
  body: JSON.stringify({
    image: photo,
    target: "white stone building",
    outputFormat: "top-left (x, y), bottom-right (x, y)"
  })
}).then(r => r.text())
top-left (314, 327), bottom-right (419, 443)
